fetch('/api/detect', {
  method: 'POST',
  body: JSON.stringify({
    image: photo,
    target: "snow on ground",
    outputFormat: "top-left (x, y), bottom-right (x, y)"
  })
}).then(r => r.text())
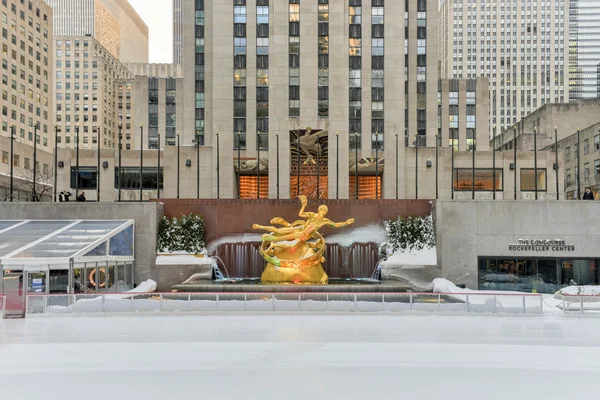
top-left (1, 315), bottom-right (600, 399)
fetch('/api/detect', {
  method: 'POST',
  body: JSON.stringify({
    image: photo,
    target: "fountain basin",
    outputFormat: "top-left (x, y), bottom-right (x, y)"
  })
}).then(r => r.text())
top-left (171, 278), bottom-right (410, 293)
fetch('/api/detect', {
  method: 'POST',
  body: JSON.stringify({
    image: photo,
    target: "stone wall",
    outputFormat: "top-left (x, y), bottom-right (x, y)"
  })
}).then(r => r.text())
top-left (0, 202), bottom-right (162, 283)
top-left (436, 200), bottom-right (600, 289)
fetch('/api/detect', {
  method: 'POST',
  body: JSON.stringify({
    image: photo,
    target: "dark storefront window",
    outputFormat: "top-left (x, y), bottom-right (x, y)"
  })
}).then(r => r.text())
top-left (479, 258), bottom-right (600, 294)
top-left (114, 167), bottom-right (164, 190)
top-left (70, 167), bottom-right (97, 189)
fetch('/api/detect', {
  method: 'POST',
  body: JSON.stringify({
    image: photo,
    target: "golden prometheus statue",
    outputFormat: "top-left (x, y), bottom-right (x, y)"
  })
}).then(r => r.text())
top-left (253, 195), bottom-right (354, 284)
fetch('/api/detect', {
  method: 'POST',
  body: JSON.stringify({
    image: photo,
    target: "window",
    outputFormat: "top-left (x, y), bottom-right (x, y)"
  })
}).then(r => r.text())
top-left (1, 150), bottom-right (7, 163)
top-left (453, 169), bottom-right (503, 191)
top-left (584, 139), bottom-right (589, 155)
top-left (70, 167), bottom-right (97, 189)
top-left (520, 169), bottom-right (547, 191)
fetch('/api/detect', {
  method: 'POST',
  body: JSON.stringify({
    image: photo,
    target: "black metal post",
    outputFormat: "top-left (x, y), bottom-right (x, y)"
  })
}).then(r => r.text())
top-left (435, 134), bottom-right (439, 200)
top-left (354, 132), bottom-right (359, 199)
top-left (197, 132), bottom-right (200, 199)
top-left (534, 127), bottom-right (538, 200)
top-left (54, 124), bottom-right (58, 202)
top-left (555, 127), bottom-right (559, 200)
top-left (237, 132), bottom-right (241, 199)
top-left (257, 132), bottom-right (261, 199)
top-left (396, 133), bottom-right (399, 199)
top-left (415, 134), bottom-right (419, 199)
top-left (216, 132), bottom-right (220, 199)
top-left (492, 134), bottom-right (496, 200)
top-left (297, 130), bottom-right (300, 197)
top-left (472, 139), bottom-right (475, 200)
top-left (336, 132), bottom-right (339, 199)
top-left (177, 132), bottom-right (180, 199)
top-left (513, 128), bottom-right (517, 200)
top-left (9, 125), bottom-right (14, 202)
top-left (33, 122), bottom-right (37, 201)
top-left (97, 126), bottom-right (101, 202)
top-left (577, 128), bottom-right (581, 200)
top-left (276, 133), bottom-right (280, 199)
top-left (316, 134), bottom-right (320, 199)
top-left (118, 124), bottom-right (122, 202)
top-left (75, 126), bottom-right (80, 199)
top-left (140, 125), bottom-right (143, 202)
top-left (375, 132), bottom-right (379, 200)
top-left (451, 135), bottom-right (455, 200)
top-left (157, 131), bottom-right (161, 199)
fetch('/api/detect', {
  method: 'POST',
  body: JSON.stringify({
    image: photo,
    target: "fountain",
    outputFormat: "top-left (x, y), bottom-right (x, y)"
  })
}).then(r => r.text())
top-left (252, 195), bottom-right (354, 284)
top-left (170, 196), bottom-right (411, 293)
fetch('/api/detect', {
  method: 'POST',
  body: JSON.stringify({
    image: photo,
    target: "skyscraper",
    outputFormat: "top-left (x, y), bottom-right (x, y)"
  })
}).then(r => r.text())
top-left (45, 0), bottom-right (149, 63)
top-left (173, 0), bottom-right (183, 64)
top-left (0, 0), bottom-right (54, 200)
top-left (569, 0), bottom-right (600, 100)
top-left (439, 0), bottom-right (569, 138)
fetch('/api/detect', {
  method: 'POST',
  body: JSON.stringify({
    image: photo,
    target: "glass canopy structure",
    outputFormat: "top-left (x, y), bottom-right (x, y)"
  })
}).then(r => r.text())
top-left (0, 220), bottom-right (135, 296)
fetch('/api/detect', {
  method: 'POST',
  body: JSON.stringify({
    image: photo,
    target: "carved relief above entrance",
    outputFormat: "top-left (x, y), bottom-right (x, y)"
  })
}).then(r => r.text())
top-left (290, 128), bottom-right (328, 199)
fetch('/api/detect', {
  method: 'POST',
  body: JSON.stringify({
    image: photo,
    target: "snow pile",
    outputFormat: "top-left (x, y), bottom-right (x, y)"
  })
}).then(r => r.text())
top-left (556, 286), bottom-right (600, 296)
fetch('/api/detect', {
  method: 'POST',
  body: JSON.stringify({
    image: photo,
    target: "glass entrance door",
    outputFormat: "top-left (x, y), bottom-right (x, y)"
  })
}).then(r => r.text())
top-left (27, 271), bottom-right (47, 294)
top-left (2, 271), bottom-right (25, 318)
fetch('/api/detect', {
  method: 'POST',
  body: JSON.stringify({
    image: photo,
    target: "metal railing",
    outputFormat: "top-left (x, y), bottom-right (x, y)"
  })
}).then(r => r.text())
top-left (556, 295), bottom-right (600, 315)
top-left (0, 294), bottom-right (4, 319)
top-left (24, 291), bottom-right (545, 315)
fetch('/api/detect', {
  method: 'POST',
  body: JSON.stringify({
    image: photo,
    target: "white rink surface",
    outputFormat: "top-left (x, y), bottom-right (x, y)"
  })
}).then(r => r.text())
top-left (1, 315), bottom-right (600, 399)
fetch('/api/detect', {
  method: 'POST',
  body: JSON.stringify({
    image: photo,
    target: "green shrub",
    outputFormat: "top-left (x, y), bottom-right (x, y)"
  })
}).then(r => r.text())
top-left (157, 213), bottom-right (205, 254)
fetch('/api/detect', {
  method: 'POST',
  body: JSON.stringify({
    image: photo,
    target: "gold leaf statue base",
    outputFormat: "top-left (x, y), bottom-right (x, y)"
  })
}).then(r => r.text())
top-left (253, 194), bottom-right (354, 285)
top-left (261, 264), bottom-right (328, 285)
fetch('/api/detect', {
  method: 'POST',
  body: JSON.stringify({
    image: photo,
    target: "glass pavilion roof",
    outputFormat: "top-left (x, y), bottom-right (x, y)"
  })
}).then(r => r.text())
top-left (0, 220), bottom-right (134, 265)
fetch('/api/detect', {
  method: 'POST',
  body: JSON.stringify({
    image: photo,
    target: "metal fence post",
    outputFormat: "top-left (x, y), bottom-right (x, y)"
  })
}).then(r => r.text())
top-left (539, 296), bottom-right (543, 315)
top-left (581, 297), bottom-right (584, 314)
top-left (244, 293), bottom-right (247, 311)
top-left (354, 293), bottom-right (357, 311)
top-left (272, 294), bottom-right (275, 312)
top-left (159, 294), bottom-right (163, 312)
top-left (73, 295), bottom-right (77, 313)
top-left (409, 293), bottom-right (413, 311)
top-left (522, 296), bottom-right (526, 314)
top-left (466, 294), bottom-right (470, 312)
top-left (298, 294), bottom-right (301, 311)
top-left (25, 295), bottom-right (29, 315)
top-left (326, 293), bottom-right (329, 311)
top-left (216, 293), bottom-right (219, 311)
top-left (130, 295), bottom-right (134, 312)
top-left (101, 294), bottom-right (105, 313)
top-left (44, 296), bottom-right (48, 314)
top-left (438, 294), bottom-right (441, 311)
top-left (493, 295), bottom-right (498, 313)
top-left (188, 293), bottom-right (191, 311)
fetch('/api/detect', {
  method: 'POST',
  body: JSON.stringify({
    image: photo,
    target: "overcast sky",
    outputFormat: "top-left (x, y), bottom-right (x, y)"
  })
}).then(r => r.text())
top-left (129, 0), bottom-right (173, 64)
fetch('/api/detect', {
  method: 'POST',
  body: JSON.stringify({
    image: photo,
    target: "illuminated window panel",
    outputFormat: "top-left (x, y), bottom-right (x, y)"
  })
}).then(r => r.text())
top-left (239, 176), bottom-right (269, 199)
top-left (453, 169), bottom-right (503, 191)
top-left (349, 176), bottom-right (382, 199)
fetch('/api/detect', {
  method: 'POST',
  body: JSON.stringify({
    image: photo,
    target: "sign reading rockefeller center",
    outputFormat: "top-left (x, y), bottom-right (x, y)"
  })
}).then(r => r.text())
top-left (508, 239), bottom-right (575, 252)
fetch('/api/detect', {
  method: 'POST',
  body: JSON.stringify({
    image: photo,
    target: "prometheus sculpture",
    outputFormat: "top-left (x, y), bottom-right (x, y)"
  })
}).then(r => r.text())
top-left (253, 195), bottom-right (355, 284)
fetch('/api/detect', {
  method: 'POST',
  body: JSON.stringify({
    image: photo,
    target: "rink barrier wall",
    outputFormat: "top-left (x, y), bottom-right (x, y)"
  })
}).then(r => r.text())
top-left (24, 291), bottom-right (545, 315)
top-left (555, 295), bottom-right (600, 315)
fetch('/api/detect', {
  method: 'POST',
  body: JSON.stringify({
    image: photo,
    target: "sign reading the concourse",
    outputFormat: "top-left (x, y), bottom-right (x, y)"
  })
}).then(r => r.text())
top-left (509, 239), bottom-right (575, 252)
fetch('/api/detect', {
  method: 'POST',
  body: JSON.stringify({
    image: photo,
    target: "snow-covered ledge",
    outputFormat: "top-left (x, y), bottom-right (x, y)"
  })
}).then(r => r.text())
top-left (155, 253), bottom-right (216, 292)
top-left (379, 247), bottom-right (442, 289)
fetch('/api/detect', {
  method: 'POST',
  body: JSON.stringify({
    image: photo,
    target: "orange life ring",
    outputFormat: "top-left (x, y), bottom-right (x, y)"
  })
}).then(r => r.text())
top-left (89, 268), bottom-right (106, 288)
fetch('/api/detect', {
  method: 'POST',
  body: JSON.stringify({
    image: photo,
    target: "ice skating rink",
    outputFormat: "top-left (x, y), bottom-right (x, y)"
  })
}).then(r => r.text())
top-left (1, 315), bottom-right (600, 399)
